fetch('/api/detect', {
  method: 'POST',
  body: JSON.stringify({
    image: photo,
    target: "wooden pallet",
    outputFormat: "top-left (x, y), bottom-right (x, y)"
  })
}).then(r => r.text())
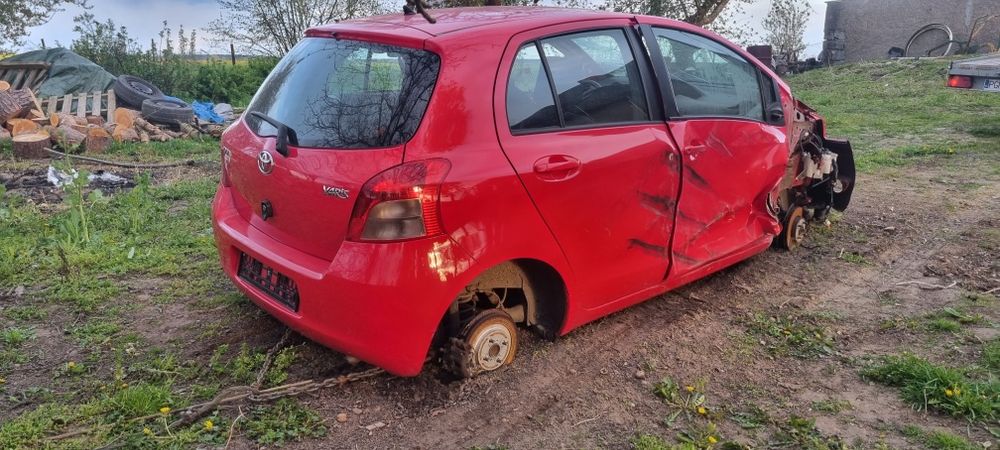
top-left (39, 90), bottom-right (116, 123)
top-left (0, 62), bottom-right (51, 92)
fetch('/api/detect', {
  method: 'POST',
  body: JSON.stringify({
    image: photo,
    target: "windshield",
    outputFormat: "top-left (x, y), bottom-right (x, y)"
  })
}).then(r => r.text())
top-left (245, 38), bottom-right (440, 149)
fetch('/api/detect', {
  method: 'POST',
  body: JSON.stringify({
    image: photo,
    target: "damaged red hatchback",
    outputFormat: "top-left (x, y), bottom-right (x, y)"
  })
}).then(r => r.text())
top-left (212, 7), bottom-right (855, 377)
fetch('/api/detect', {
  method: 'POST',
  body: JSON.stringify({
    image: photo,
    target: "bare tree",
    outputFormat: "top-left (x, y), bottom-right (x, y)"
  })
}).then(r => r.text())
top-left (0, 0), bottom-right (89, 49)
top-left (208, 0), bottom-right (387, 56)
top-left (764, 0), bottom-right (810, 63)
top-left (602, 0), bottom-right (751, 26)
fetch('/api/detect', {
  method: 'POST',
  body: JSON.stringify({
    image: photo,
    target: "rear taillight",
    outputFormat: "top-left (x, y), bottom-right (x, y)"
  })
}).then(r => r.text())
top-left (947, 75), bottom-right (973, 89)
top-left (348, 159), bottom-right (451, 242)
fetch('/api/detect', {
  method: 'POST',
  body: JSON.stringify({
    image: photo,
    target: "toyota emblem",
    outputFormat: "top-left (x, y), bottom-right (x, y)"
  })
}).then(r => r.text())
top-left (257, 151), bottom-right (274, 175)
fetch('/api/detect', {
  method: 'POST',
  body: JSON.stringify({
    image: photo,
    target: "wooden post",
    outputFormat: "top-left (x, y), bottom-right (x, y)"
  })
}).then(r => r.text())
top-left (76, 93), bottom-right (87, 118)
top-left (41, 39), bottom-right (46, 49)
top-left (106, 90), bottom-right (116, 123)
top-left (230, 43), bottom-right (236, 65)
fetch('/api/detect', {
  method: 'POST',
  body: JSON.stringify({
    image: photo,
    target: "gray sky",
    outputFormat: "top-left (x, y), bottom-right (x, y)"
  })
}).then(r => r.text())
top-left (23, 0), bottom-right (828, 57)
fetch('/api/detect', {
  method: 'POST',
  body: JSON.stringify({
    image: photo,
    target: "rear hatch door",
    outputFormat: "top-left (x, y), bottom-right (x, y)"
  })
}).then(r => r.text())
top-left (221, 36), bottom-right (440, 260)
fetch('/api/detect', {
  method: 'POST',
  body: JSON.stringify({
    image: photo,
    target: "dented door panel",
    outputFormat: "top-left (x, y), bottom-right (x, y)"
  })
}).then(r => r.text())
top-left (667, 119), bottom-right (787, 276)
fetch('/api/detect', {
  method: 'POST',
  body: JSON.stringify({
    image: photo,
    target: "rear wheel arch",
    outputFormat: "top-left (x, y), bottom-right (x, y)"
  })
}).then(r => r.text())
top-left (439, 259), bottom-right (568, 342)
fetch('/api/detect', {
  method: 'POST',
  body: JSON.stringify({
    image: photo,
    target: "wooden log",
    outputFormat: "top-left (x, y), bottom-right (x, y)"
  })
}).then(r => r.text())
top-left (5, 118), bottom-right (39, 136)
top-left (52, 124), bottom-right (86, 151)
top-left (0, 89), bottom-right (34, 122)
top-left (112, 125), bottom-right (139, 143)
top-left (12, 132), bottom-right (51, 159)
top-left (139, 130), bottom-right (150, 143)
top-left (134, 117), bottom-right (161, 134)
top-left (0, 81), bottom-right (9, 92)
top-left (84, 127), bottom-right (111, 153)
top-left (86, 115), bottom-right (105, 127)
top-left (0, 127), bottom-right (10, 142)
top-left (114, 107), bottom-right (140, 130)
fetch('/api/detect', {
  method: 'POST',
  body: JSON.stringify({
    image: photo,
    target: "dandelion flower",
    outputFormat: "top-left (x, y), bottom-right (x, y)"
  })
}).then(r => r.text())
top-left (160, 406), bottom-right (171, 415)
top-left (707, 436), bottom-right (718, 444)
top-left (143, 427), bottom-right (152, 435)
top-left (953, 387), bottom-right (961, 396)
top-left (0, 377), bottom-right (6, 385)
top-left (944, 389), bottom-right (954, 397)
top-left (120, 383), bottom-right (128, 389)
top-left (697, 406), bottom-right (707, 415)
top-left (203, 420), bottom-right (215, 431)
top-left (67, 362), bottom-right (77, 369)
top-left (685, 385), bottom-right (695, 392)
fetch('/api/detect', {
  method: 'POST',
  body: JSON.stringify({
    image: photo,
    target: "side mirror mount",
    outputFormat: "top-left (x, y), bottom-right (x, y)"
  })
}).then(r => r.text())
top-left (767, 103), bottom-right (785, 124)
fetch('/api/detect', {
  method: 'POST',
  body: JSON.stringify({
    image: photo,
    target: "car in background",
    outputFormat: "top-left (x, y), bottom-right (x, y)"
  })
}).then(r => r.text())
top-left (947, 54), bottom-right (1000, 91)
top-left (212, 7), bottom-right (855, 378)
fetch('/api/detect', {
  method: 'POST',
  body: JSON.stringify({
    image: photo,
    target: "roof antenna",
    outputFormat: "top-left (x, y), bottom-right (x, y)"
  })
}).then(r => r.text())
top-left (404, 0), bottom-right (437, 23)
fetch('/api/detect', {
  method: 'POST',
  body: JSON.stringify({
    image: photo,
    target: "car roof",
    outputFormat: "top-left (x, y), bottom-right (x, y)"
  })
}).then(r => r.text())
top-left (313, 6), bottom-right (639, 38)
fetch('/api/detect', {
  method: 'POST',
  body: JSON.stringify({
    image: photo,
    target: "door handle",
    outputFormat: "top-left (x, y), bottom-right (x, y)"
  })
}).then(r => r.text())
top-left (533, 155), bottom-right (581, 181)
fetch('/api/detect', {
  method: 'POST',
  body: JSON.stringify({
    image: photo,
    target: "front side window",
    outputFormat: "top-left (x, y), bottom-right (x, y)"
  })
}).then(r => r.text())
top-left (246, 38), bottom-right (440, 149)
top-left (541, 29), bottom-right (649, 127)
top-left (653, 28), bottom-right (763, 121)
top-left (506, 28), bottom-right (649, 132)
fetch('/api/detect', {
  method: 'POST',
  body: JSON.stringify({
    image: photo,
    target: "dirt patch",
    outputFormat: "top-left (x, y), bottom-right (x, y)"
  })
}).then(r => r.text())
top-left (257, 153), bottom-right (997, 449)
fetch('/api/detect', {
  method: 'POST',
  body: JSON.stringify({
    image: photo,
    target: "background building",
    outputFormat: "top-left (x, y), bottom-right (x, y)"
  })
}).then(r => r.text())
top-left (822, 0), bottom-right (1000, 63)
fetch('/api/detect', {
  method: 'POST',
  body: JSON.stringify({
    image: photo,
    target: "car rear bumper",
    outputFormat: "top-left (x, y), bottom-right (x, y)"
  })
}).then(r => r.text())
top-left (211, 185), bottom-right (473, 376)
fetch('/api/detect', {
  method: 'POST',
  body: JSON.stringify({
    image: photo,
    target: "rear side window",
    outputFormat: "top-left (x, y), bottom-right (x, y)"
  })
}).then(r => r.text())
top-left (246, 38), bottom-right (440, 149)
top-left (508, 44), bottom-right (560, 131)
top-left (653, 28), bottom-right (763, 121)
top-left (506, 28), bottom-right (649, 132)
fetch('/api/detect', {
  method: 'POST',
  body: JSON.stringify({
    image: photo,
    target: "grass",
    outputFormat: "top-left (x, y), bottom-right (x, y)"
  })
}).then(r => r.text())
top-left (901, 425), bottom-right (980, 450)
top-left (243, 398), bottom-right (327, 446)
top-left (861, 353), bottom-right (999, 421)
top-left (788, 59), bottom-right (1000, 171)
top-left (983, 340), bottom-right (1000, 371)
top-left (746, 313), bottom-right (836, 358)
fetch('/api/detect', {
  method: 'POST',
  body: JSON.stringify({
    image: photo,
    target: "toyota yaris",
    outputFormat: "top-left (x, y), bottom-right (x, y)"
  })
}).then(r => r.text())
top-left (212, 7), bottom-right (855, 377)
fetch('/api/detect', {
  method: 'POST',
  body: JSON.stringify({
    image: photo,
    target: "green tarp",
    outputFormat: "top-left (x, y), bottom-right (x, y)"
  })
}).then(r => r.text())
top-left (2, 48), bottom-right (115, 98)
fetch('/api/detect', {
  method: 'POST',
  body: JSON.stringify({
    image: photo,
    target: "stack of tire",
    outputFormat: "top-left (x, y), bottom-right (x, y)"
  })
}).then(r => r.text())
top-left (113, 75), bottom-right (194, 128)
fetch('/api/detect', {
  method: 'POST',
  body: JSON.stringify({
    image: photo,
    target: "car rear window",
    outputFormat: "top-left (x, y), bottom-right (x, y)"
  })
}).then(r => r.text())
top-left (245, 38), bottom-right (440, 149)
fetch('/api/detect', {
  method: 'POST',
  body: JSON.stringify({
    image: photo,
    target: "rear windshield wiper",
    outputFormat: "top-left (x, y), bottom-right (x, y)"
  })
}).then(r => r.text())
top-left (250, 112), bottom-right (298, 157)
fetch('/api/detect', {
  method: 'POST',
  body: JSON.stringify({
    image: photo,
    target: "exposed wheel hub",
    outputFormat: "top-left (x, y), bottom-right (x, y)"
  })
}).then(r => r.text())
top-left (449, 309), bottom-right (519, 378)
top-left (471, 323), bottom-right (512, 371)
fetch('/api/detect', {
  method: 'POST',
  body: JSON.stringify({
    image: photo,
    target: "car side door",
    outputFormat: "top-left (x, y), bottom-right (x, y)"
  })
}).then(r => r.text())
top-left (494, 21), bottom-right (683, 312)
top-left (639, 24), bottom-right (790, 278)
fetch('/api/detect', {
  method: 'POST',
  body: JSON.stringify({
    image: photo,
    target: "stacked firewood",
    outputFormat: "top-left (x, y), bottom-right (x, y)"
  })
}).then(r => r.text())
top-left (1, 83), bottom-right (210, 160)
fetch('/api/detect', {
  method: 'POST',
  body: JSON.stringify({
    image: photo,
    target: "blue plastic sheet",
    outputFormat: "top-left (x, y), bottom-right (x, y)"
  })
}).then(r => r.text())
top-left (191, 100), bottom-right (224, 124)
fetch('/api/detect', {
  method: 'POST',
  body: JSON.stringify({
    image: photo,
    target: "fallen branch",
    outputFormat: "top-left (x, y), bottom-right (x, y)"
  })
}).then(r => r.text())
top-left (172, 328), bottom-right (293, 428)
top-left (983, 287), bottom-right (999, 294)
top-left (46, 366), bottom-right (385, 442)
top-left (45, 148), bottom-right (196, 169)
top-left (895, 280), bottom-right (958, 290)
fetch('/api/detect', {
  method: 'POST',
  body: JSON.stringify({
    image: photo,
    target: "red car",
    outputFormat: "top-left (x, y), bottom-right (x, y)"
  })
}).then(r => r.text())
top-left (212, 7), bottom-right (855, 377)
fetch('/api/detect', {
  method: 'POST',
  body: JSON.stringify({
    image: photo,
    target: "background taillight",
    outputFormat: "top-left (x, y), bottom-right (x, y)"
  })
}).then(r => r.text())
top-left (947, 75), bottom-right (973, 89)
top-left (348, 159), bottom-right (451, 242)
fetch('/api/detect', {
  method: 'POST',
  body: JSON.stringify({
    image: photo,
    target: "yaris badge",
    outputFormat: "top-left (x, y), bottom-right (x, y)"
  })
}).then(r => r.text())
top-left (257, 151), bottom-right (274, 175)
top-left (323, 185), bottom-right (350, 199)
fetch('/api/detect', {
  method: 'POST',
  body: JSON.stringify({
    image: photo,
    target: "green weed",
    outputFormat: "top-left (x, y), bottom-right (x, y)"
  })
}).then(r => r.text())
top-left (901, 425), bottom-right (979, 450)
top-left (747, 313), bottom-right (836, 358)
top-left (861, 353), bottom-right (999, 421)
top-left (1, 327), bottom-right (34, 347)
top-left (770, 416), bottom-right (847, 449)
top-left (243, 398), bottom-right (326, 445)
top-left (983, 340), bottom-right (1000, 371)
top-left (811, 399), bottom-right (853, 414)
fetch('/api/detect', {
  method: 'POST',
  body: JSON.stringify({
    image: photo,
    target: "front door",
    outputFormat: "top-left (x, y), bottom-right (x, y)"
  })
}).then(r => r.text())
top-left (495, 23), bottom-right (682, 308)
top-left (642, 25), bottom-right (790, 276)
